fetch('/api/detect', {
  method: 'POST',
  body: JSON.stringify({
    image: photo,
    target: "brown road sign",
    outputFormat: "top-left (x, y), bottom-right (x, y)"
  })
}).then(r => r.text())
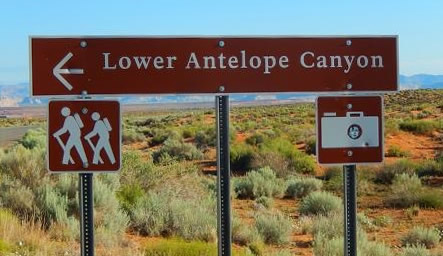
top-left (316, 95), bottom-right (383, 165)
top-left (30, 36), bottom-right (398, 96)
top-left (48, 99), bottom-right (121, 173)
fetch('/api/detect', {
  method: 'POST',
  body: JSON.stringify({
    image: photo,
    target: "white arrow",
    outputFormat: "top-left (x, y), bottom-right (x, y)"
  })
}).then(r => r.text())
top-left (52, 52), bottom-right (84, 91)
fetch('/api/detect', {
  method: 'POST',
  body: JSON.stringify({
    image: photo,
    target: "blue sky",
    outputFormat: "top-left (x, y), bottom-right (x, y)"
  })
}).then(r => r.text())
top-left (1, 0), bottom-right (442, 84)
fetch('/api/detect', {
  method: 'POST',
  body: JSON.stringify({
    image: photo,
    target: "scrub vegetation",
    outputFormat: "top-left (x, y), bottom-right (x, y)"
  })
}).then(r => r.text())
top-left (0, 89), bottom-right (442, 255)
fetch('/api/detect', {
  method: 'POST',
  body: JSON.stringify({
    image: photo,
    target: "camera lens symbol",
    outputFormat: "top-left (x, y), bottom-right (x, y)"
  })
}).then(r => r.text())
top-left (347, 124), bottom-right (362, 140)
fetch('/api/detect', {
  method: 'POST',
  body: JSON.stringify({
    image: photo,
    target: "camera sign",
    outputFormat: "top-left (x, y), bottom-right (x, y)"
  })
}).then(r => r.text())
top-left (316, 96), bottom-right (383, 165)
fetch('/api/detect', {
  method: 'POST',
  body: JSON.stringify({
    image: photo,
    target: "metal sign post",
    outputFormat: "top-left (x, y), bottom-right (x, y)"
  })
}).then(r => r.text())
top-left (343, 165), bottom-right (357, 256)
top-left (216, 95), bottom-right (231, 256)
top-left (79, 173), bottom-right (94, 256)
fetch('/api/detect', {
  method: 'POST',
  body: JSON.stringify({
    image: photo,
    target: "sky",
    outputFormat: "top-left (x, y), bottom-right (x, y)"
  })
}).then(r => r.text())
top-left (1, 0), bottom-right (443, 84)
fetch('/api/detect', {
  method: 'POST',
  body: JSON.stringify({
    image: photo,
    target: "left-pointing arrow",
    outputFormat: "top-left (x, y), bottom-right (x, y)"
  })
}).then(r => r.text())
top-left (53, 52), bottom-right (84, 91)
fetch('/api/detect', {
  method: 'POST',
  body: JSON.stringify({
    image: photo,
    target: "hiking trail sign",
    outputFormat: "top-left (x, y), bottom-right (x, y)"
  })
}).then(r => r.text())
top-left (47, 99), bottom-right (121, 173)
top-left (30, 36), bottom-right (397, 96)
top-left (316, 95), bottom-right (384, 164)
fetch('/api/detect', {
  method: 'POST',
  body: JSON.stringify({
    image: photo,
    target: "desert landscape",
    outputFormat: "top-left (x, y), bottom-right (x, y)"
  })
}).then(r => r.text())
top-left (0, 89), bottom-right (441, 255)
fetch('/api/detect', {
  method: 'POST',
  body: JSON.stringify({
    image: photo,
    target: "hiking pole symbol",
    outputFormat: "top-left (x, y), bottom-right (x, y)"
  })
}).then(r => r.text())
top-left (85, 137), bottom-right (104, 164)
top-left (53, 134), bottom-right (75, 164)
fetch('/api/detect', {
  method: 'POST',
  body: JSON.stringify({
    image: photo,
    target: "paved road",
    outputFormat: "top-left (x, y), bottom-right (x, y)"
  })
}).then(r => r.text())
top-left (0, 126), bottom-right (39, 148)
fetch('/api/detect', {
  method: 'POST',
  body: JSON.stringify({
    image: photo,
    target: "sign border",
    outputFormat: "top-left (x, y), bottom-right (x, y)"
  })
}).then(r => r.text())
top-left (29, 35), bottom-right (399, 97)
top-left (46, 98), bottom-right (122, 174)
top-left (315, 94), bottom-right (385, 166)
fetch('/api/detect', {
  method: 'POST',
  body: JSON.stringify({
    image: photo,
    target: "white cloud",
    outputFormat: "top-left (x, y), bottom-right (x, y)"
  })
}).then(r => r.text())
top-left (254, 94), bottom-right (277, 101)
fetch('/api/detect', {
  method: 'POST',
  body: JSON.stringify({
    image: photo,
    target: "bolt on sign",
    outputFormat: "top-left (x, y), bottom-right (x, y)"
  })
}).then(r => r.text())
top-left (30, 36), bottom-right (398, 96)
top-left (47, 99), bottom-right (121, 173)
top-left (316, 95), bottom-right (384, 165)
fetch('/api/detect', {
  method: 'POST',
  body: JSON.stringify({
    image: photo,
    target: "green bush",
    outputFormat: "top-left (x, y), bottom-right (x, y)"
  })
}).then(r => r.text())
top-left (401, 226), bottom-right (440, 249)
top-left (130, 192), bottom-right (216, 242)
top-left (400, 245), bottom-right (430, 256)
top-left (245, 133), bottom-right (266, 146)
top-left (255, 196), bottom-right (273, 209)
top-left (417, 191), bottom-right (443, 209)
top-left (305, 136), bottom-right (316, 155)
top-left (416, 160), bottom-right (443, 177)
top-left (150, 129), bottom-right (181, 146)
top-left (399, 120), bottom-right (440, 135)
top-left (386, 145), bottom-right (410, 157)
top-left (311, 212), bottom-right (393, 256)
top-left (144, 239), bottom-right (216, 256)
top-left (261, 138), bottom-right (315, 174)
top-left (230, 143), bottom-right (255, 172)
top-left (299, 191), bottom-right (342, 216)
top-left (254, 210), bottom-right (292, 245)
top-left (152, 138), bottom-right (203, 163)
top-left (194, 128), bottom-right (216, 148)
top-left (19, 128), bottom-right (46, 149)
top-left (250, 152), bottom-right (291, 178)
top-left (375, 159), bottom-right (416, 184)
top-left (122, 128), bottom-right (145, 144)
top-left (234, 167), bottom-right (285, 199)
top-left (387, 173), bottom-right (422, 208)
top-left (232, 217), bottom-right (261, 246)
top-left (285, 177), bottom-right (322, 198)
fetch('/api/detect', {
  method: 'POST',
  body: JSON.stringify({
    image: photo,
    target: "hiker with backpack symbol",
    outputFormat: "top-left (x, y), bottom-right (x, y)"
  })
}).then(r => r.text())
top-left (84, 112), bottom-right (116, 165)
top-left (53, 107), bottom-right (88, 165)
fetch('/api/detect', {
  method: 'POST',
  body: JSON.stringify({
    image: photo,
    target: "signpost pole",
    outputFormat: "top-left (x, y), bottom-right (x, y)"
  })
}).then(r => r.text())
top-left (216, 95), bottom-right (231, 256)
top-left (343, 164), bottom-right (357, 256)
top-left (79, 173), bottom-right (94, 256)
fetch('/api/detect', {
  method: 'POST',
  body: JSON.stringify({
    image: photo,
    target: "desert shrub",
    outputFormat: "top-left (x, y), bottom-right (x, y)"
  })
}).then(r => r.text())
top-left (285, 177), bottom-right (322, 198)
top-left (313, 218), bottom-right (393, 256)
top-left (234, 167), bottom-right (285, 199)
top-left (0, 145), bottom-right (46, 188)
top-left (232, 217), bottom-right (261, 246)
top-left (255, 196), bottom-right (273, 209)
top-left (400, 245), bottom-right (430, 256)
top-left (130, 192), bottom-right (216, 242)
top-left (375, 159), bottom-right (416, 184)
top-left (299, 191), bottom-right (342, 216)
top-left (313, 234), bottom-right (343, 256)
top-left (150, 129), bottom-right (181, 146)
top-left (418, 191), bottom-right (443, 209)
top-left (0, 184), bottom-right (37, 218)
top-left (305, 136), bottom-right (316, 155)
top-left (387, 173), bottom-right (422, 208)
top-left (144, 238), bottom-right (217, 256)
top-left (230, 143), bottom-right (255, 172)
top-left (405, 205), bottom-right (420, 219)
top-left (116, 184), bottom-right (145, 213)
top-left (194, 127), bottom-right (216, 148)
top-left (385, 118), bottom-right (401, 135)
top-left (386, 145), bottom-right (410, 157)
top-left (152, 138), bottom-right (203, 163)
top-left (416, 160), bottom-right (443, 177)
top-left (18, 128), bottom-right (46, 149)
top-left (311, 212), bottom-right (343, 239)
top-left (250, 152), bottom-right (291, 178)
top-left (35, 184), bottom-right (69, 227)
top-left (182, 129), bottom-right (194, 139)
top-left (401, 226), bottom-right (440, 249)
top-left (372, 215), bottom-right (393, 227)
top-left (254, 210), bottom-right (292, 245)
top-left (119, 150), bottom-right (161, 190)
top-left (261, 138), bottom-right (316, 174)
top-left (122, 128), bottom-right (145, 144)
top-left (245, 133), bottom-right (266, 146)
top-left (131, 193), bottom-right (170, 236)
top-left (399, 120), bottom-right (440, 135)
